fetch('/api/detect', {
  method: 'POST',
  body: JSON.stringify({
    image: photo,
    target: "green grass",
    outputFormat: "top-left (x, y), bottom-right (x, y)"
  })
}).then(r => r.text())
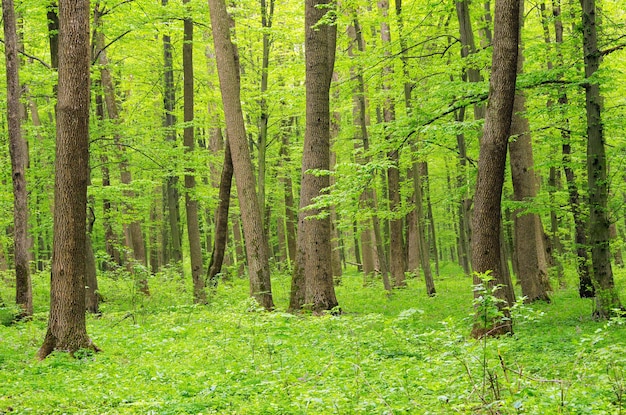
top-left (1, 265), bottom-right (626, 414)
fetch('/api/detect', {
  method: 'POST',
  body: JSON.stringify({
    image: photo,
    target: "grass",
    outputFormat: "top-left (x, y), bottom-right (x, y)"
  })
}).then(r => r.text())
top-left (0, 264), bottom-right (625, 414)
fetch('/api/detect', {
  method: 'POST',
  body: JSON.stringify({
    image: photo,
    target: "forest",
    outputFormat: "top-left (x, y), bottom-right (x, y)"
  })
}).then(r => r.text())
top-left (0, 0), bottom-right (626, 413)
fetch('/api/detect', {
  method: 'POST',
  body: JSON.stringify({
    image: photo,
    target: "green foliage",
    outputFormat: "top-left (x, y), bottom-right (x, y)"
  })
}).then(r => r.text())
top-left (1, 269), bottom-right (625, 414)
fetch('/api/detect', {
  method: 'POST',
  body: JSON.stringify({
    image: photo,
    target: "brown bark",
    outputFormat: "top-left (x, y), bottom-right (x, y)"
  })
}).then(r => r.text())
top-left (290, 0), bottom-right (339, 313)
top-left (471, 0), bottom-right (519, 338)
top-left (207, 141), bottom-right (233, 287)
top-left (412, 162), bottom-right (436, 296)
top-left (346, 19), bottom-right (382, 283)
top-left (182, 0), bottom-right (206, 304)
top-left (38, 0), bottom-right (97, 359)
top-left (378, 0), bottom-right (405, 288)
top-left (85, 205), bottom-right (99, 314)
top-left (94, 6), bottom-right (149, 293)
top-left (208, 0), bottom-right (274, 310)
top-left (508, 2), bottom-right (551, 303)
top-left (279, 123), bottom-right (297, 266)
top-left (162, 0), bottom-right (182, 266)
top-left (581, 0), bottom-right (622, 317)
top-left (2, 0), bottom-right (33, 318)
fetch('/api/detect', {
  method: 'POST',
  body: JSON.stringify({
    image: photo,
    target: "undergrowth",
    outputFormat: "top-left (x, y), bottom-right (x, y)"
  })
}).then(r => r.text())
top-left (0, 264), bottom-right (625, 414)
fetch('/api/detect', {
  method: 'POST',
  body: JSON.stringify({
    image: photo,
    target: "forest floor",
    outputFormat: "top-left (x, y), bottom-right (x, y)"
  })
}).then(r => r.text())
top-left (1, 263), bottom-right (626, 414)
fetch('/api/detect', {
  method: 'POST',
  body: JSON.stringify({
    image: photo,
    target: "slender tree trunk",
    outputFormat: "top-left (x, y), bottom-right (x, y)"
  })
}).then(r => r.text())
top-left (347, 18), bottom-right (382, 284)
top-left (94, 6), bottom-right (149, 294)
top-left (290, 0), bottom-right (339, 313)
top-left (412, 162), bottom-right (436, 295)
top-left (377, 0), bottom-right (405, 288)
top-left (208, 0), bottom-right (274, 309)
top-left (38, 0), bottom-right (98, 359)
top-left (279, 122), bottom-right (297, 266)
top-left (471, 0), bottom-right (519, 338)
top-left (162, 0), bottom-right (182, 267)
top-left (182, 0), bottom-right (206, 304)
top-left (581, 0), bottom-right (622, 317)
top-left (549, 0), bottom-right (593, 297)
top-left (207, 141), bottom-right (233, 287)
top-left (85, 202), bottom-right (99, 314)
top-left (2, 0), bottom-right (33, 318)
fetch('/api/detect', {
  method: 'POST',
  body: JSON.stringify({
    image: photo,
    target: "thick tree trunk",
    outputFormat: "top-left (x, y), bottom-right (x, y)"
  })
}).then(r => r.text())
top-left (38, 0), bottom-right (97, 359)
top-left (2, 0), bottom-right (33, 318)
top-left (207, 141), bottom-right (233, 287)
top-left (508, 6), bottom-right (551, 302)
top-left (290, 0), bottom-right (339, 313)
top-left (182, 0), bottom-right (206, 304)
top-left (208, 0), bottom-right (274, 310)
top-left (581, 0), bottom-right (622, 317)
top-left (471, 0), bottom-right (519, 338)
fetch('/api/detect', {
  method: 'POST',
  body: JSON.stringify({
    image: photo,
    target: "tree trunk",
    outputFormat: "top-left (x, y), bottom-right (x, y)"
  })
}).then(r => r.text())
top-left (290, 0), bottom-right (339, 313)
top-left (208, 0), bottom-right (274, 310)
top-left (85, 203), bottom-right (99, 314)
top-left (581, 0), bottom-right (623, 317)
top-left (551, 0), bottom-right (593, 297)
top-left (38, 0), bottom-right (97, 359)
top-left (162, 0), bottom-right (182, 267)
top-left (279, 122), bottom-right (297, 267)
top-left (377, 0), bottom-right (405, 288)
top-left (207, 140), bottom-right (233, 287)
top-left (182, 0), bottom-right (206, 304)
top-left (2, 0), bottom-right (33, 319)
top-left (471, 0), bottom-right (520, 338)
top-left (412, 162), bottom-right (436, 296)
top-left (508, 2), bottom-right (551, 302)
top-left (94, 6), bottom-right (149, 294)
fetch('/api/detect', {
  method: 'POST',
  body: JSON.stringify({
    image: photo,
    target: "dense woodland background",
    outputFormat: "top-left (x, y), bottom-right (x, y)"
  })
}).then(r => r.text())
top-left (0, 0), bottom-right (626, 412)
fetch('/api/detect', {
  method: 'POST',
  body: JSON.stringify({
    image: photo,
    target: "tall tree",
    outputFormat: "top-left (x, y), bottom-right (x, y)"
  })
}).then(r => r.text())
top-left (94, 6), bottom-right (149, 294)
top-left (2, 0), bottom-right (33, 318)
top-left (182, 0), bottom-right (206, 303)
top-left (162, 0), bottom-right (183, 266)
top-left (289, 0), bottom-right (339, 312)
top-left (471, 0), bottom-right (520, 337)
top-left (208, 0), bottom-right (274, 310)
top-left (38, 0), bottom-right (98, 359)
top-left (508, 0), bottom-right (551, 303)
top-left (581, 0), bottom-right (623, 317)
top-left (377, 0), bottom-right (406, 288)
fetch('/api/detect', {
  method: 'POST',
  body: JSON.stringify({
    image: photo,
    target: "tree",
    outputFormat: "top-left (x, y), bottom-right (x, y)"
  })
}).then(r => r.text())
top-left (162, 0), bottom-right (183, 267)
top-left (2, 0), bottom-right (33, 319)
top-left (471, 0), bottom-right (520, 337)
top-left (581, 0), bottom-right (623, 317)
top-left (289, 0), bottom-right (339, 313)
top-left (508, 0), bottom-right (551, 303)
top-left (38, 0), bottom-right (98, 359)
top-left (208, 0), bottom-right (274, 310)
top-left (182, 0), bottom-right (206, 304)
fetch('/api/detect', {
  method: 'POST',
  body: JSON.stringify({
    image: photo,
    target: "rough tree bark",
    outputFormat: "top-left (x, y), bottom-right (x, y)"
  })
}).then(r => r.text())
top-left (182, 0), bottom-right (206, 304)
top-left (208, 0), bottom-right (274, 309)
top-left (2, 0), bottom-right (33, 318)
top-left (471, 0), bottom-right (520, 338)
top-left (289, 0), bottom-right (340, 312)
top-left (508, 0), bottom-right (551, 302)
top-left (207, 141), bottom-right (233, 287)
top-left (162, 0), bottom-right (183, 267)
top-left (581, 0), bottom-right (623, 317)
top-left (378, 0), bottom-right (406, 288)
top-left (38, 0), bottom-right (98, 359)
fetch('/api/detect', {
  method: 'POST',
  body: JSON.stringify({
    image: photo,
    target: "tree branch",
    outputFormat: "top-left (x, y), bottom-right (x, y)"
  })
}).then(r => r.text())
top-left (0, 39), bottom-right (51, 69)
